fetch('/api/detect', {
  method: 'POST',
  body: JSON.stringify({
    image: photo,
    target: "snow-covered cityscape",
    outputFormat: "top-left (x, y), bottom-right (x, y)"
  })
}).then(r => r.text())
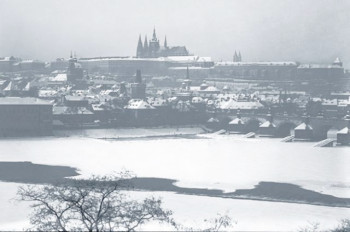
top-left (0, 0), bottom-right (349, 231)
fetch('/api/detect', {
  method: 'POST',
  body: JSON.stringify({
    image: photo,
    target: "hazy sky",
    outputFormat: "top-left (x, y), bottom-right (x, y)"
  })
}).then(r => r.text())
top-left (0, 0), bottom-right (349, 67)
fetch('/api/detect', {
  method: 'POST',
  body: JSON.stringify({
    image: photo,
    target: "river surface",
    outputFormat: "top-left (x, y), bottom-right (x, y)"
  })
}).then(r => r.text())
top-left (0, 127), bottom-right (349, 231)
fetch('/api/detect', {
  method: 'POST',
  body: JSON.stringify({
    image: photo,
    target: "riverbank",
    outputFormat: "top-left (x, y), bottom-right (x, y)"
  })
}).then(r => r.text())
top-left (0, 134), bottom-right (348, 231)
top-left (53, 126), bottom-right (206, 139)
top-left (0, 162), bottom-right (349, 208)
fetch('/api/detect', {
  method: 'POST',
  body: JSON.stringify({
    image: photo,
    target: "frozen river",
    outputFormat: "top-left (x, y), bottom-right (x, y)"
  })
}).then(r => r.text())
top-left (0, 127), bottom-right (349, 231)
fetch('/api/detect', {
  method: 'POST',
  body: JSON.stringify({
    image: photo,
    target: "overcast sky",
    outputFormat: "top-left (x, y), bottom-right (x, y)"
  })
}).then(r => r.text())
top-left (0, 0), bottom-right (349, 67)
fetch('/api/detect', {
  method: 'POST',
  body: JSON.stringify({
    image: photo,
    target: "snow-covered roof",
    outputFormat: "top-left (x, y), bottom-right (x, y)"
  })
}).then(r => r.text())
top-left (207, 117), bottom-right (219, 123)
top-left (337, 127), bottom-right (349, 134)
top-left (80, 56), bottom-right (213, 63)
top-left (50, 73), bottom-right (67, 82)
top-left (65, 95), bottom-right (87, 102)
top-left (168, 66), bottom-right (212, 70)
top-left (298, 64), bottom-right (343, 69)
top-left (219, 99), bottom-right (264, 110)
top-left (215, 61), bottom-right (298, 66)
top-left (259, 121), bottom-right (276, 128)
top-left (3, 81), bottom-right (13, 91)
top-left (333, 57), bottom-right (342, 64)
top-left (53, 106), bottom-right (93, 115)
top-left (23, 82), bottom-right (30, 91)
top-left (294, 123), bottom-right (313, 130)
top-left (0, 97), bottom-right (52, 105)
top-left (38, 89), bottom-right (58, 98)
top-left (229, 118), bottom-right (244, 125)
top-left (201, 86), bottom-right (220, 92)
top-left (192, 97), bottom-right (204, 103)
top-left (165, 56), bottom-right (212, 63)
top-left (20, 60), bottom-right (44, 64)
top-left (148, 98), bottom-right (168, 107)
top-left (126, 99), bottom-right (155, 110)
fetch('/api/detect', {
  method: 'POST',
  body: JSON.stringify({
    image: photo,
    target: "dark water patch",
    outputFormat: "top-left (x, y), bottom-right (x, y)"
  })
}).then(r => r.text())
top-left (228, 182), bottom-right (350, 208)
top-left (0, 162), bottom-right (79, 184)
top-left (0, 163), bottom-right (349, 208)
top-left (128, 178), bottom-right (350, 208)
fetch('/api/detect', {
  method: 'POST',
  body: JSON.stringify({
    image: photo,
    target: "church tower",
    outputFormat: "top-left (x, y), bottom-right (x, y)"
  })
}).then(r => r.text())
top-left (67, 51), bottom-right (83, 82)
top-left (148, 27), bottom-right (160, 58)
top-left (164, 36), bottom-right (168, 48)
top-left (233, 51), bottom-right (238, 62)
top-left (136, 35), bottom-right (143, 58)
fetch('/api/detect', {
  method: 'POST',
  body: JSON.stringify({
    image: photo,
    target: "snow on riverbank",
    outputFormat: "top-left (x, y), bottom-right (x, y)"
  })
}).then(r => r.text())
top-left (1, 182), bottom-right (349, 231)
top-left (53, 126), bottom-right (205, 139)
top-left (0, 128), bottom-right (349, 230)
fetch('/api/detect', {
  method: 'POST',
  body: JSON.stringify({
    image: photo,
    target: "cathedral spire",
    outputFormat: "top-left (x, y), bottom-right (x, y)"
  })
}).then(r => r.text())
top-left (144, 36), bottom-right (148, 47)
top-left (238, 51), bottom-right (242, 62)
top-left (152, 27), bottom-right (157, 41)
top-left (164, 36), bottom-right (168, 48)
top-left (143, 36), bottom-right (149, 57)
top-left (136, 34), bottom-right (143, 57)
top-left (233, 51), bottom-right (238, 62)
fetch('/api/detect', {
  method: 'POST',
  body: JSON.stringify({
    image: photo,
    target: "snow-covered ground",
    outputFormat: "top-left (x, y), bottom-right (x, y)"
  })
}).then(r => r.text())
top-left (1, 182), bottom-right (349, 231)
top-left (0, 128), bottom-right (349, 230)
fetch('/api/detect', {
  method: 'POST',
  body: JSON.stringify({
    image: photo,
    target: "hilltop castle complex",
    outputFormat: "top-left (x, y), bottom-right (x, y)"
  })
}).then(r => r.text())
top-left (136, 28), bottom-right (189, 58)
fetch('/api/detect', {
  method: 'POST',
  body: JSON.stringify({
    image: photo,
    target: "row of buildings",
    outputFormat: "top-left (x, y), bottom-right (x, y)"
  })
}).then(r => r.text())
top-left (1, 29), bottom-right (347, 86)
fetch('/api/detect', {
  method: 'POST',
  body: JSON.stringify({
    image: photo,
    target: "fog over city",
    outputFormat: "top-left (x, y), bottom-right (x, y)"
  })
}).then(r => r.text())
top-left (1, 0), bottom-right (350, 231)
top-left (0, 0), bottom-right (349, 66)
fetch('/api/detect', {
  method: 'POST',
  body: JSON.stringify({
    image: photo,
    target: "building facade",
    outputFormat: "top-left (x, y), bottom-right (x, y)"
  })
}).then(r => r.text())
top-left (136, 28), bottom-right (189, 58)
top-left (0, 97), bottom-right (53, 137)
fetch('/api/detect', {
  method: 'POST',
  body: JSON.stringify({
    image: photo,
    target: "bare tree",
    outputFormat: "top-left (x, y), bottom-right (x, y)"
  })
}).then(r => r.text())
top-left (17, 174), bottom-right (175, 231)
top-left (176, 213), bottom-right (236, 232)
top-left (298, 219), bottom-right (350, 232)
top-left (298, 222), bottom-right (320, 232)
top-left (330, 219), bottom-right (350, 232)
